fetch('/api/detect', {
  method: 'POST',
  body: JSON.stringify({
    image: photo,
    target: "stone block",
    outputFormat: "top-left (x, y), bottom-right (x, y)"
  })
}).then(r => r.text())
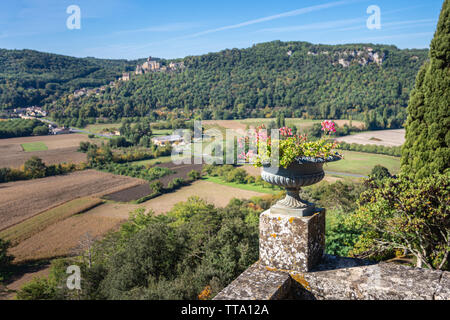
top-left (259, 208), bottom-right (325, 272)
top-left (213, 263), bottom-right (292, 300)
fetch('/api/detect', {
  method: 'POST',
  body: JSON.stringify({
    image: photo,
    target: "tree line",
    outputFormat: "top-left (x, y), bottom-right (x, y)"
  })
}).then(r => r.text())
top-left (0, 49), bottom-right (141, 109)
top-left (0, 119), bottom-right (48, 138)
top-left (46, 41), bottom-right (428, 130)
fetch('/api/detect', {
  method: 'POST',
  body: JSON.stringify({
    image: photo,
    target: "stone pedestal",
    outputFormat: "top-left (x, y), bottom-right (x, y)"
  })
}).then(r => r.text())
top-left (259, 208), bottom-right (325, 272)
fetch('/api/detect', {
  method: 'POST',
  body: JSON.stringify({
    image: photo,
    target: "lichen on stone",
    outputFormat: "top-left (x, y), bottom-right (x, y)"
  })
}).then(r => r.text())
top-left (290, 272), bottom-right (311, 291)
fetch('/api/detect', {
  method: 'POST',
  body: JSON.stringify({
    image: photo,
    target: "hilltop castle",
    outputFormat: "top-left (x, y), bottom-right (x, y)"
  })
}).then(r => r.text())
top-left (135, 56), bottom-right (184, 75)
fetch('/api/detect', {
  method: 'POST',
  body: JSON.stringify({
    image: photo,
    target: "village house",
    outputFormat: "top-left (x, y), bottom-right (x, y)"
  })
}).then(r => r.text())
top-left (49, 126), bottom-right (71, 135)
top-left (151, 134), bottom-right (184, 147)
top-left (135, 65), bottom-right (143, 75)
top-left (168, 61), bottom-right (184, 70)
top-left (74, 89), bottom-right (87, 98)
top-left (13, 106), bottom-right (47, 118)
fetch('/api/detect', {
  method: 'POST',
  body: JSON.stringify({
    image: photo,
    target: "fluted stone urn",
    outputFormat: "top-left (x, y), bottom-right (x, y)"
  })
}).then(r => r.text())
top-left (261, 156), bottom-right (341, 216)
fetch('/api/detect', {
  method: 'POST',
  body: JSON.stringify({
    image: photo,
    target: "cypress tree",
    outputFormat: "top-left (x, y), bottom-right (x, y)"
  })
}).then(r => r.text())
top-left (401, 0), bottom-right (450, 179)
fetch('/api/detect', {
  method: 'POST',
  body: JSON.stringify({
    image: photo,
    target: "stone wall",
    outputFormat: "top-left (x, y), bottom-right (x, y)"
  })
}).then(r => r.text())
top-left (214, 255), bottom-right (450, 300)
top-left (215, 208), bottom-right (449, 300)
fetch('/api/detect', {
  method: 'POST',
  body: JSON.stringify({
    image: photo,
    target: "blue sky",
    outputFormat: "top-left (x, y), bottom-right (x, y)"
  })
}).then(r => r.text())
top-left (0, 0), bottom-right (444, 60)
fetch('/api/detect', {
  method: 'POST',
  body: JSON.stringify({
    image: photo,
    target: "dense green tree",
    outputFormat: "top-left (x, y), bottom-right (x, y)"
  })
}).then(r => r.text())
top-left (401, 0), bottom-right (450, 179)
top-left (370, 165), bottom-right (392, 180)
top-left (119, 118), bottom-right (153, 147)
top-left (0, 238), bottom-right (14, 282)
top-left (32, 125), bottom-right (49, 136)
top-left (24, 156), bottom-right (47, 179)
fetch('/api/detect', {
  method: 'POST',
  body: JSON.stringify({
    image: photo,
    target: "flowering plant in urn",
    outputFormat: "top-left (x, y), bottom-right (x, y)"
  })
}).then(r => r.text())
top-left (240, 120), bottom-right (342, 216)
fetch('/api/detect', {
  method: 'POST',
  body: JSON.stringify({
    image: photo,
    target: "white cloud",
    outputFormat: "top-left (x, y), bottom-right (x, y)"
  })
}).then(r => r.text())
top-left (258, 17), bottom-right (365, 33)
top-left (181, 0), bottom-right (357, 39)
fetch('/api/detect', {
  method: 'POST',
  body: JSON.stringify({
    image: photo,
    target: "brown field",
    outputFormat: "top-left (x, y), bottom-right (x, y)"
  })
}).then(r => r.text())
top-left (333, 119), bottom-right (366, 129)
top-left (1, 172), bottom-right (268, 297)
top-left (0, 134), bottom-right (89, 168)
top-left (0, 170), bottom-right (146, 231)
top-left (103, 161), bottom-right (204, 202)
top-left (9, 211), bottom-right (124, 262)
top-left (0, 197), bottom-right (104, 245)
top-left (0, 133), bottom-right (89, 150)
top-left (336, 129), bottom-right (405, 147)
top-left (201, 120), bottom-right (248, 131)
top-left (0, 147), bottom-right (87, 168)
top-left (7, 180), bottom-right (265, 262)
top-left (91, 180), bottom-right (266, 220)
top-left (141, 180), bottom-right (265, 214)
top-left (103, 183), bottom-right (152, 202)
top-left (156, 161), bottom-right (204, 187)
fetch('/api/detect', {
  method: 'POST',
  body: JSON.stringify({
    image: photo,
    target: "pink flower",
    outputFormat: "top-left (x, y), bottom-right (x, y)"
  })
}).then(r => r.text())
top-left (279, 127), bottom-right (293, 137)
top-left (321, 120), bottom-right (336, 134)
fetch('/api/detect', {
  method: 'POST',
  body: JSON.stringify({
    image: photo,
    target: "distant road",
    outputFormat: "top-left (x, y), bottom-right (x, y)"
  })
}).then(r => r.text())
top-left (70, 128), bottom-right (113, 138)
top-left (38, 118), bottom-right (112, 138)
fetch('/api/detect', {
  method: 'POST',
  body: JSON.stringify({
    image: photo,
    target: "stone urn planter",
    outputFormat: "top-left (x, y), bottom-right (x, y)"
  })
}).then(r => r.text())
top-left (261, 155), bottom-right (341, 216)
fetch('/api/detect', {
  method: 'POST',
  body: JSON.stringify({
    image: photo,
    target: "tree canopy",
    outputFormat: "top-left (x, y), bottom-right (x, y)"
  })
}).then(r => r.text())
top-left (0, 49), bottom-right (141, 109)
top-left (44, 41), bottom-right (428, 129)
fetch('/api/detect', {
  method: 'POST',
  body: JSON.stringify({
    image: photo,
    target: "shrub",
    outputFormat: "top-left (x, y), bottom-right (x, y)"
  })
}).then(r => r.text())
top-left (0, 167), bottom-right (12, 183)
top-left (0, 238), bottom-right (14, 282)
top-left (24, 156), bottom-right (47, 179)
top-left (108, 136), bottom-right (131, 148)
top-left (150, 181), bottom-right (163, 193)
top-left (307, 180), bottom-right (367, 212)
top-left (78, 141), bottom-right (91, 153)
top-left (188, 170), bottom-right (201, 180)
top-left (325, 212), bottom-right (362, 257)
top-left (225, 168), bottom-right (248, 184)
top-left (245, 175), bottom-right (256, 184)
top-left (370, 165), bottom-right (392, 180)
top-left (16, 277), bottom-right (57, 300)
top-left (168, 178), bottom-right (185, 190)
top-left (349, 173), bottom-right (450, 270)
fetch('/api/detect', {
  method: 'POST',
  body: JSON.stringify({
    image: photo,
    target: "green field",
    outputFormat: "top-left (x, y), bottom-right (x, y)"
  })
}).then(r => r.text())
top-left (324, 150), bottom-right (401, 176)
top-left (130, 155), bottom-right (175, 167)
top-left (21, 142), bottom-right (48, 152)
top-left (239, 118), bottom-right (318, 129)
top-left (152, 129), bottom-right (173, 136)
top-left (83, 123), bottom-right (121, 134)
top-left (204, 176), bottom-right (281, 195)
